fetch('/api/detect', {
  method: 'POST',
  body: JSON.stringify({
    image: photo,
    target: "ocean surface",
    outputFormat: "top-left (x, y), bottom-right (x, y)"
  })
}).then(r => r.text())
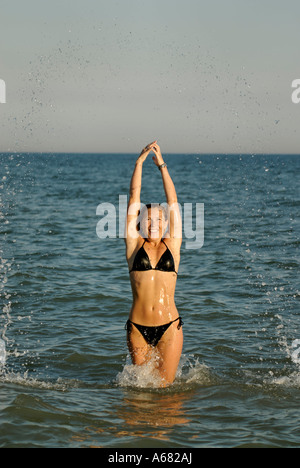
top-left (0, 152), bottom-right (299, 448)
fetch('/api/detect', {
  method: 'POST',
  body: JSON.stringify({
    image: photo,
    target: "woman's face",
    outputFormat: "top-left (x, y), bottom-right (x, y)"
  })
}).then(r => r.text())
top-left (141, 207), bottom-right (168, 240)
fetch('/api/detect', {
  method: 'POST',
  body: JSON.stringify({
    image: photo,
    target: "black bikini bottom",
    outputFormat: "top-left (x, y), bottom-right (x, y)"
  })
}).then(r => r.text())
top-left (126, 317), bottom-right (183, 347)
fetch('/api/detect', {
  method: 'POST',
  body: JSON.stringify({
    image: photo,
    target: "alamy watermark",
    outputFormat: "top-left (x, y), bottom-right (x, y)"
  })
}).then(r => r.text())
top-left (0, 79), bottom-right (6, 104)
top-left (291, 79), bottom-right (300, 104)
top-left (96, 195), bottom-right (204, 250)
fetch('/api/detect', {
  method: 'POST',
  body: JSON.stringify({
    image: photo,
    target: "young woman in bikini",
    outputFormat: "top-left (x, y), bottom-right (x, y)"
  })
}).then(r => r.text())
top-left (125, 141), bottom-right (183, 386)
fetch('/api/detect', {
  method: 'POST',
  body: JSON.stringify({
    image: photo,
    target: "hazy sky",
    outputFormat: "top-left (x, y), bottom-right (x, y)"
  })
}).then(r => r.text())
top-left (0, 0), bottom-right (299, 153)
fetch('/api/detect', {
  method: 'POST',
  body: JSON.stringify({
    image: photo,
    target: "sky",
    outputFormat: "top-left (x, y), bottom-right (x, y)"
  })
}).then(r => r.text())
top-left (0, 0), bottom-right (299, 154)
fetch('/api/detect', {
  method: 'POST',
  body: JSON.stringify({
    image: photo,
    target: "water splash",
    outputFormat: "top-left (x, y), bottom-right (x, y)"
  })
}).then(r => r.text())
top-left (0, 338), bottom-right (6, 366)
top-left (271, 333), bottom-right (300, 389)
top-left (116, 353), bottom-right (211, 389)
top-left (0, 250), bottom-right (13, 363)
top-left (116, 351), bottom-right (165, 389)
top-left (0, 253), bottom-right (12, 366)
top-left (276, 339), bottom-right (300, 388)
top-left (291, 339), bottom-right (300, 365)
top-left (0, 162), bottom-right (15, 368)
top-left (175, 355), bottom-right (211, 387)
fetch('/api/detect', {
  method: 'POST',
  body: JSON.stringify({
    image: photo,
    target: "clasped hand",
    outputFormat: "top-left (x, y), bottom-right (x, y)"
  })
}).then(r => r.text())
top-left (138, 140), bottom-right (164, 167)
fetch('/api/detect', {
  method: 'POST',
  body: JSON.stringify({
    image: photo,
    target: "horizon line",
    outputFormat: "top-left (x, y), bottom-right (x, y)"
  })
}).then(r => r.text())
top-left (0, 151), bottom-right (299, 156)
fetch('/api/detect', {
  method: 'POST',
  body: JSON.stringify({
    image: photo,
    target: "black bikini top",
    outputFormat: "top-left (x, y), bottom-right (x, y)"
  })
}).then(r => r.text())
top-left (129, 240), bottom-right (177, 274)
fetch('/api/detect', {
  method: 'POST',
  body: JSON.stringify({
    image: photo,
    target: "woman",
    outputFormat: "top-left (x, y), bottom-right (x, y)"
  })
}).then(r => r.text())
top-left (125, 141), bottom-right (183, 386)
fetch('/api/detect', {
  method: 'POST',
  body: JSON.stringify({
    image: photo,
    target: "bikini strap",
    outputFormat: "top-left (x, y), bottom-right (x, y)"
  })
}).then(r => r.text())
top-left (171, 316), bottom-right (183, 329)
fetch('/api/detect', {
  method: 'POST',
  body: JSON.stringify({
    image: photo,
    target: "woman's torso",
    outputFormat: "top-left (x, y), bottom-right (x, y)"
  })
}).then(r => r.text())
top-left (128, 239), bottom-right (179, 325)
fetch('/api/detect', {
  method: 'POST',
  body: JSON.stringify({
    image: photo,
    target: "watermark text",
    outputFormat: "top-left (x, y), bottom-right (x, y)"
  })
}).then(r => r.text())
top-left (291, 79), bottom-right (300, 104)
top-left (0, 79), bottom-right (6, 104)
top-left (96, 195), bottom-right (204, 250)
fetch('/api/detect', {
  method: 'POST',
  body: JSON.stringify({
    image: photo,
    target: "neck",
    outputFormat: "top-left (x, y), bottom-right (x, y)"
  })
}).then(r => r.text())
top-left (146, 237), bottom-right (162, 247)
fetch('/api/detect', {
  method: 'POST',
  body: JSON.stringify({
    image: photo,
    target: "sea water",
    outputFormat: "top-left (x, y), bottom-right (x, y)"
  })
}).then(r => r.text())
top-left (0, 153), bottom-right (299, 448)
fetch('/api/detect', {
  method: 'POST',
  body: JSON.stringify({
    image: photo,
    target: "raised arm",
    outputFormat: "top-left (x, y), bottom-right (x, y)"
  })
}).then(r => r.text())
top-left (152, 143), bottom-right (182, 243)
top-left (125, 141), bottom-right (157, 253)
